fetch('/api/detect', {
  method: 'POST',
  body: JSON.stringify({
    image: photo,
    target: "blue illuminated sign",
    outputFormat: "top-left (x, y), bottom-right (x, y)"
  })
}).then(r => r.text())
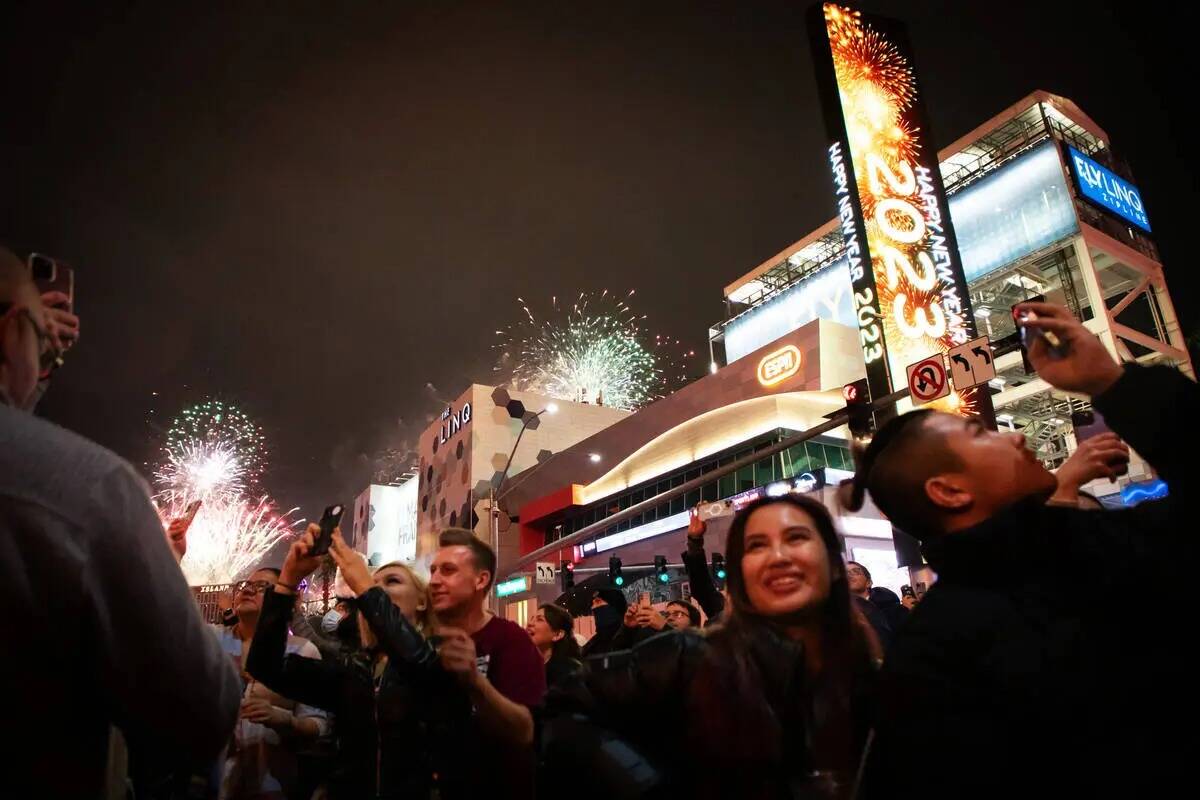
top-left (1120, 479), bottom-right (1168, 506)
top-left (1067, 145), bottom-right (1150, 232)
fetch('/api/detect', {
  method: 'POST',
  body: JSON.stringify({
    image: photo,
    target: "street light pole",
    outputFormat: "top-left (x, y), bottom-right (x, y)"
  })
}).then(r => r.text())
top-left (487, 403), bottom-right (556, 609)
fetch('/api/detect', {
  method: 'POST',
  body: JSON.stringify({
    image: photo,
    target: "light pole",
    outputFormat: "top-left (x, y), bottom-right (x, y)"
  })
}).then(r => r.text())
top-left (485, 396), bottom-right (558, 604)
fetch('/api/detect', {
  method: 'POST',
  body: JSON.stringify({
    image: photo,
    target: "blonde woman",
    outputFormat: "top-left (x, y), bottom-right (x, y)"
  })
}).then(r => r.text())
top-left (247, 525), bottom-right (448, 799)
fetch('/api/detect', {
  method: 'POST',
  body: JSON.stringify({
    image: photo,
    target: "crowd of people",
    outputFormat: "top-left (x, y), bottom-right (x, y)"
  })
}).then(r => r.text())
top-left (2, 242), bottom-right (1193, 799)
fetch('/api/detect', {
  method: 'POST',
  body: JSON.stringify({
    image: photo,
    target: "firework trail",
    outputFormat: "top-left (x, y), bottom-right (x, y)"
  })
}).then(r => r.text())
top-left (494, 290), bottom-right (695, 411)
top-left (164, 494), bottom-right (301, 586)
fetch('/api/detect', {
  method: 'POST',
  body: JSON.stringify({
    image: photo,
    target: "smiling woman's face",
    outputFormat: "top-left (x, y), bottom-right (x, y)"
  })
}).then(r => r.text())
top-left (740, 503), bottom-right (835, 618)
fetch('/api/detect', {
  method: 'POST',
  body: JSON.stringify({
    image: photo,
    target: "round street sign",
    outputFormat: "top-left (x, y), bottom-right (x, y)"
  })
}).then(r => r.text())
top-left (906, 356), bottom-right (949, 404)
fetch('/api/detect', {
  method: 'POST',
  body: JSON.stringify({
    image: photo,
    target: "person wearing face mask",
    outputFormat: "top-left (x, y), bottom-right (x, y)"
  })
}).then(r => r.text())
top-left (290, 596), bottom-right (361, 663)
top-left (247, 525), bottom-right (445, 799)
top-left (544, 493), bottom-right (879, 799)
top-left (1, 249), bottom-right (242, 796)
top-left (581, 588), bottom-right (629, 658)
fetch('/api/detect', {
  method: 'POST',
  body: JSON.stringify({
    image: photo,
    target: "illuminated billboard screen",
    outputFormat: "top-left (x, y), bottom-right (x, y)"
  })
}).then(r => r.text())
top-left (725, 259), bottom-right (856, 363)
top-left (1066, 145), bottom-right (1151, 232)
top-left (808, 3), bottom-right (983, 415)
top-left (954, 141), bottom-right (1078, 282)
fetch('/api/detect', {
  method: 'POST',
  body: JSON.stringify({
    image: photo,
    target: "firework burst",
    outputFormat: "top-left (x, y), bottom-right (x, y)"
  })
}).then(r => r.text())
top-left (165, 399), bottom-right (267, 491)
top-left (154, 438), bottom-right (246, 504)
top-left (494, 290), bottom-right (694, 411)
top-left (164, 494), bottom-right (302, 586)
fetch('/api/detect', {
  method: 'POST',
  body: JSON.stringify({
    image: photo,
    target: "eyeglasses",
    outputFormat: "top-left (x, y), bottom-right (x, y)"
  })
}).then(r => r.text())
top-left (235, 580), bottom-right (274, 595)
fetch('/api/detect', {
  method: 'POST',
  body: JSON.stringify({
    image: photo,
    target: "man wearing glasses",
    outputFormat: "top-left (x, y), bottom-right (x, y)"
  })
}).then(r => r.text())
top-left (1, 247), bottom-right (242, 795)
top-left (213, 567), bottom-right (328, 799)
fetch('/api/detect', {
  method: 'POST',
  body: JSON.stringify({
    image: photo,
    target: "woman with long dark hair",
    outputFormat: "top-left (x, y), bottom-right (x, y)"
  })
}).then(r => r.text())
top-left (543, 493), bottom-right (878, 800)
top-left (525, 603), bottom-right (582, 689)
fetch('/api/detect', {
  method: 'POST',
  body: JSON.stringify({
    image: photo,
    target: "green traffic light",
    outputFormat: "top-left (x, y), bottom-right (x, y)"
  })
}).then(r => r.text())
top-left (658, 572), bottom-right (669, 583)
top-left (716, 569), bottom-right (727, 579)
top-left (615, 576), bottom-right (624, 586)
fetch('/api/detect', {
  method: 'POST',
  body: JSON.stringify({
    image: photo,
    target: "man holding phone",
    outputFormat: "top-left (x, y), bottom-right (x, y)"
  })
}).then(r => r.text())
top-left (1, 247), bottom-right (241, 795)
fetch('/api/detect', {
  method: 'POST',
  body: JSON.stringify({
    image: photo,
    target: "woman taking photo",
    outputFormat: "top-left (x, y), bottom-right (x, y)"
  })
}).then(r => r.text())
top-left (525, 603), bottom-right (582, 689)
top-left (544, 493), bottom-right (879, 800)
top-left (247, 525), bottom-right (452, 799)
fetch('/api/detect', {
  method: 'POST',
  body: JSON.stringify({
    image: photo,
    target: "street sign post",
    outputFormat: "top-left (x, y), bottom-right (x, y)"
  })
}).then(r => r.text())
top-left (906, 356), bottom-right (951, 404)
top-left (946, 336), bottom-right (996, 390)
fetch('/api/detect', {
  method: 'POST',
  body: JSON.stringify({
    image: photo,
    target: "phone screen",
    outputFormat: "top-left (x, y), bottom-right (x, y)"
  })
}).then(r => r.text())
top-left (310, 503), bottom-right (344, 556)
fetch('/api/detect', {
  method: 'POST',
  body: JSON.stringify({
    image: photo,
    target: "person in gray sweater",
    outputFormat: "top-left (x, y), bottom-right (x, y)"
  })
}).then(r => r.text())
top-left (0, 248), bottom-right (242, 795)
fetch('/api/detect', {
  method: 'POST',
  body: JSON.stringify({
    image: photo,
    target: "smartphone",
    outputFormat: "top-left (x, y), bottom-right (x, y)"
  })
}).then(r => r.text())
top-left (183, 498), bottom-right (203, 526)
top-left (901, 585), bottom-right (916, 599)
top-left (310, 503), bottom-right (345, 556)
top-left (28, 253), bottom-right (74, 309)
top-left (638, 591), bottom-right (651, 608)
top-left (1013, 305), bottom-right (1066, 359)
top-left (697, 500), bottom-right (733, 522)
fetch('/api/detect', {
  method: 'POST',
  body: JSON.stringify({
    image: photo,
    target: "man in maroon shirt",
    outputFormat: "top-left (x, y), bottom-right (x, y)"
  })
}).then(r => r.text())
top-left (430, 528), bottom-right (546, 794)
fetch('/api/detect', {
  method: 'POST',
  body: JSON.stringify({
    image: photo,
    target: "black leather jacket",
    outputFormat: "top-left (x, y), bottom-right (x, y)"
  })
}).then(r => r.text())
top-left (248, 588), bottom-right (467, 799)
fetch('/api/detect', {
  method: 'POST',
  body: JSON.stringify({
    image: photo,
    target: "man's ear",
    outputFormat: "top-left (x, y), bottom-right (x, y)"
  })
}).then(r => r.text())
top-left (475, 569), bottom-right (492, 593)
top-left (925, 474), bottom-right (973, 512)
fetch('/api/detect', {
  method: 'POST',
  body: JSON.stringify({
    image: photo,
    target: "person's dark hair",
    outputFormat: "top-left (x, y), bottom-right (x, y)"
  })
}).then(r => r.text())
top-left (666, 600), bottom-right (702, 628)
top-left (846, 560), bottom-right (871, 584)
top-left (253, 566), bottom-right (282, 580)
top-left (839, 409), bottom-right (963, 539)
top-left (691, 493), bottom-right (878, 775)
top-left (539, 603), bottom-right (581, 662)
top-left (437, 528), bottom-right (497, 590)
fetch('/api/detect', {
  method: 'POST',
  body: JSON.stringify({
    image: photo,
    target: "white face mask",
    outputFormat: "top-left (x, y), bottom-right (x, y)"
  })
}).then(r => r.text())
top-left (321, 609), bottom-right (343, 633)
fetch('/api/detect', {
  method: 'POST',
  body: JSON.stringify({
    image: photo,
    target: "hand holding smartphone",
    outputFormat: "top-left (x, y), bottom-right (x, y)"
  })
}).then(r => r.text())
top-left (309, 503), bottom-right (345, 556)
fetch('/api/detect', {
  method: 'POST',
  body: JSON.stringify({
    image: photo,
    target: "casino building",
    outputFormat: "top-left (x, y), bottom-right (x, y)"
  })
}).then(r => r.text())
top-left (495, 91), bottom-right (1192, 619)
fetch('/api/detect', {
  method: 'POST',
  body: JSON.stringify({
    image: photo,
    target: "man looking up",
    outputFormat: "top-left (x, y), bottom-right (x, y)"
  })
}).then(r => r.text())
top-left (856, 302), bottom-right (1194, 799)
top-left (428, 528), bottom-right (545, 796)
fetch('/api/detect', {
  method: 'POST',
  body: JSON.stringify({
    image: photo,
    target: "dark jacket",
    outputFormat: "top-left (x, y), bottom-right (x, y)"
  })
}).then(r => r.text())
top-left (853, 595), bottom-right (893, 651)
top-left (248, 587), bottom-right (467, 799)
top-left (682, 535), bottom-right (726, 623)
top-left (866, 365), bottom-right (1196, 799)
top-left (546, 624), bottom-right (874, 799)
top-left (867, 586), bottom-right (908, 639)
top-left (0, 403), bottom-right (241, 796)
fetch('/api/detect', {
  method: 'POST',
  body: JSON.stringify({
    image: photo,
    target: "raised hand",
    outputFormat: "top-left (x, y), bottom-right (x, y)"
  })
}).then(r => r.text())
top-left (277, 524), bottom-right (324, 593)
top-left (1015, 302), bottom-right (1123, 397)
top-left (330, 529), bottom-right (372, 596)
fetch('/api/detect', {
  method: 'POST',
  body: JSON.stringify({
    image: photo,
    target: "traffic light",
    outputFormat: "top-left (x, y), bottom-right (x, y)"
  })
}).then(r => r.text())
top-left (608, 556), bottom-right (625, 587)
top-left (842, 378), bottom-right (873, 440)
top-left (711, 552), bottom-right (727, 584)
top-left (560, 560), bottom-right (575, 592)
top-left (655, 555), bottom-right (670, 584)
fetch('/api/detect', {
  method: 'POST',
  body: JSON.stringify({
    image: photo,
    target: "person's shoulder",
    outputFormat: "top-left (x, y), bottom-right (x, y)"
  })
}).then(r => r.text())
top-left (482, 615), bottom-right (537, 647)
top-left (0, 405), bottom-right (148, 522)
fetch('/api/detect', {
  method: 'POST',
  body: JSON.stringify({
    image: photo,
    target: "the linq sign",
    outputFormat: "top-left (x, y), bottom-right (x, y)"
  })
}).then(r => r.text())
top-left (1067, 145), bottom-right (1150, 232)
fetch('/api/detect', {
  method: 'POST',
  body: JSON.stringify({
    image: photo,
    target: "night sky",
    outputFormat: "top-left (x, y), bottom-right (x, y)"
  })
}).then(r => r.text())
top-left (3, 1), bottom-right (1195, 515)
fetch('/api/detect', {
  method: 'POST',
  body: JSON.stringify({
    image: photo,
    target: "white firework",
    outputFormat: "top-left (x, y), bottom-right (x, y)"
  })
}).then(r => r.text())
top-left (167, 494), bottom-right (302, 586)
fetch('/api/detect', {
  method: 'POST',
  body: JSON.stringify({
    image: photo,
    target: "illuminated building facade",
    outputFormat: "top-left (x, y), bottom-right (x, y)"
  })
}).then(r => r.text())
top-left (503, 91), bottom-right (1190, 614)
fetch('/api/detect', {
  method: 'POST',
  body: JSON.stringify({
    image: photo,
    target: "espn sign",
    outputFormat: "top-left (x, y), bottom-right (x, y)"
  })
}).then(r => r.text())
top-left (756, 344), bottom-right (802, 387)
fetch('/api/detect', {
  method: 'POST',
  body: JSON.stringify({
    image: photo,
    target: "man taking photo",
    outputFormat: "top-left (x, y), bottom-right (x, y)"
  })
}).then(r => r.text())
top-left (852, 302), bottom-right (1194, 798)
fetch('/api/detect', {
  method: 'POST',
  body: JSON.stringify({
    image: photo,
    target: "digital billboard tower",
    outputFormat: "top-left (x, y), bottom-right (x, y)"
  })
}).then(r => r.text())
top-left (807, 3), bottom-right (992, 423)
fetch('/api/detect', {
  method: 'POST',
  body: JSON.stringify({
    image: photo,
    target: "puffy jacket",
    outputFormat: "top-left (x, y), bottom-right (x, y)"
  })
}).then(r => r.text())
top-left (248, 588), bottom-right (467, 799)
